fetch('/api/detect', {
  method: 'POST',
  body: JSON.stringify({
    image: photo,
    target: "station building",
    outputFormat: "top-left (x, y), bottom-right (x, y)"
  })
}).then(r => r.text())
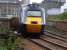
top-left (0, 0), bottom-right (29, 30)
top-left (0, 0), bottom-right (30, 18)
top-left (0, 0), bottom-right (22, 18)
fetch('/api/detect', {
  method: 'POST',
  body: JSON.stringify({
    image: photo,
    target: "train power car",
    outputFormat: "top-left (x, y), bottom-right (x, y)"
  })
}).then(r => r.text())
top-left (19, 4), bottom-right (46, 35)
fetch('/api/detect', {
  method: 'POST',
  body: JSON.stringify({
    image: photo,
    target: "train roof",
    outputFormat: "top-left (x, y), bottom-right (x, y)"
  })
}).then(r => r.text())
top-left (27, 4), bottom-right (41, 11)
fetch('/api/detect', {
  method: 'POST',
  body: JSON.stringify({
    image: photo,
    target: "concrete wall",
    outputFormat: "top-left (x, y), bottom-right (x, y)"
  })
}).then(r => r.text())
top-left (64, 9), bottom-right (67, 12)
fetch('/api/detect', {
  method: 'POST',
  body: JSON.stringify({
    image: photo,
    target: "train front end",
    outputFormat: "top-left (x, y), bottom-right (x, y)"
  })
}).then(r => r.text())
top-left (21, 4), bottom-right (46, 34)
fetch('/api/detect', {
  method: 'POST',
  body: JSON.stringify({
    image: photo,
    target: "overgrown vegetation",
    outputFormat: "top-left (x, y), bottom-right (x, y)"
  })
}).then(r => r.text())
top-left (0, 23), bottom-right (24, 50)
top-left (0, 31), bottom-right (24, 50)
top-left (56, 12), bottom-right (67, 20)
top-left (46, 13), bottom-right (67, 21)
top-left (0, 23), bottom-right (8, 33)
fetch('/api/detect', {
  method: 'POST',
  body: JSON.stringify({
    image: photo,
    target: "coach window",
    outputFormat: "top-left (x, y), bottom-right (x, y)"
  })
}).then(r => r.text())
top-left (1, 8), bottom-right (7, 17)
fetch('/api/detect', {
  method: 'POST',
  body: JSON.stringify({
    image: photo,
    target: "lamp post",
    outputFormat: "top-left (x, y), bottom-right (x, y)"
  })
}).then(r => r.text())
top-left (42, 0), bottom-right (48, 17)
top-left (6, 1), bottom-right (10, 30)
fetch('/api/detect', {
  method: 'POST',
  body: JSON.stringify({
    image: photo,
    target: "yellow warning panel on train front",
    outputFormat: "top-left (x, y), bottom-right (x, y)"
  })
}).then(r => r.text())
top-left (26, 17), bottom-right (42, 33)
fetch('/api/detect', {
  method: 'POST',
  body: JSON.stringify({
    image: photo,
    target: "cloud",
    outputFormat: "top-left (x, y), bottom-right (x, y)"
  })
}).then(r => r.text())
top-left (19, 0), bottom-right (22, 1)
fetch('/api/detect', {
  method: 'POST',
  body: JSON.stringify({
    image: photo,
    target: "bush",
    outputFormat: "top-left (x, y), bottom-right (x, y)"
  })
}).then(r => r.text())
top-left (10, 17), bottom-right (19, 30)
top-left (57, 13), bottom-right (67, 20)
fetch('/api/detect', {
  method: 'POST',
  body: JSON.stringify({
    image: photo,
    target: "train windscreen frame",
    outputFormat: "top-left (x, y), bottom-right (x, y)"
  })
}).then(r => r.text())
top-left (27, 11), bottom-right (41, 17)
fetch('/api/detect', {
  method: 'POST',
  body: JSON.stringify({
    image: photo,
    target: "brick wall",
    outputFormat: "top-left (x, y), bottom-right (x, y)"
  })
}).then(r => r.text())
top-left (55, 22), bottom-right (67, 31)
top-left (47, 21), bottom-right (67, 32)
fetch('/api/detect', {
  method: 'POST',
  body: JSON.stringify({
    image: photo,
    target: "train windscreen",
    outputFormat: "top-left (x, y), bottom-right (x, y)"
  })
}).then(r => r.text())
top-left (27, 11), bottom-right (41, 17)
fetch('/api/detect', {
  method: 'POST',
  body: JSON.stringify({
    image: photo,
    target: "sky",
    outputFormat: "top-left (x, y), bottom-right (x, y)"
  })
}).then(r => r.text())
top-left (63, 0), bottom-right (67, 8)
top-left (30, 0), bottom-right (67, 13)
top-left (60, 0), bottom-right (67, 13)
top-left (30, 0), bottom-right (67, 9)
top-left (19, 0), bottom-right (67, 14)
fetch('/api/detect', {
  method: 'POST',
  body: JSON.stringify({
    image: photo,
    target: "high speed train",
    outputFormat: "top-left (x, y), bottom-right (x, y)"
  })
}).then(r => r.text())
top-left (17, 4), bottom-right (46, 35)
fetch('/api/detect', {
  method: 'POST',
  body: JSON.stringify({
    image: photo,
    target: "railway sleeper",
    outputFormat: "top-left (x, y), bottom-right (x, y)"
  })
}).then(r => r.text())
top-left (44, 32), bottom-right (67, 42)
top-left (29, 39), bottom-right (67, 50)
top-left (40, 35), bottom-right (67, 48)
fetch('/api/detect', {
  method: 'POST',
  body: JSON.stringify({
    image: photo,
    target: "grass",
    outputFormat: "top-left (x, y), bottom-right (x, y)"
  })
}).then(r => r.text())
top-left (56, 13), bottom-right (67, 20)
top-left (0, 32), bottom-right (25, 50)
top-left (0, 23), bottom-right (24, 50)
top-left (4, 31), bottom-right (25, 50)
top-left (46, 13), bottom-right (67, 21)
top-left (0, 47), bottom-right (7, 50)
top-left (0, 23), bottom-right (8, 33)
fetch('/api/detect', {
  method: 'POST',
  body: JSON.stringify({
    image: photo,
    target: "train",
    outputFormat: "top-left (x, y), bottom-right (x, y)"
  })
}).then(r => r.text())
top-left (10, 4), bottom-right (46, 35)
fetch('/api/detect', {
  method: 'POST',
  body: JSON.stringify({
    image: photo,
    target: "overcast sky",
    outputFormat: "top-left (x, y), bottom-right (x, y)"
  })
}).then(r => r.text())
top-left (30, 0), bottom-right (67, 8)
top-left (30, 0), bottom-right (67, 13)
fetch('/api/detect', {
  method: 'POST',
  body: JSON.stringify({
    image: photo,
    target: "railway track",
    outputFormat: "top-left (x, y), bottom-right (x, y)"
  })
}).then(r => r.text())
top-left (26, 31), bottom-right (67, 50)
top-left (40, 35), bottom-right (67, 48)
top-left (14, 30), bottom-right (67, 50)
top-left (45, 30), bottom-right (67, 42)
top-left (29, 39), bottom-right (67, 50)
